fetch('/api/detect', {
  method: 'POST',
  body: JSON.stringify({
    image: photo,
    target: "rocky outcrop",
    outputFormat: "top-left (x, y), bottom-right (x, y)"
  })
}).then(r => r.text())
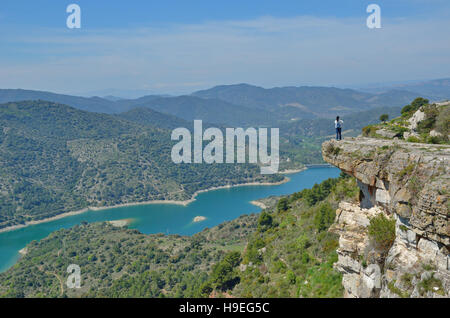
top-left (408, 108), bottom-right (426, 131)
top-left (323, 137), bottom-right (449, 298)
top-left (330, 202), bottom-right (385, 297)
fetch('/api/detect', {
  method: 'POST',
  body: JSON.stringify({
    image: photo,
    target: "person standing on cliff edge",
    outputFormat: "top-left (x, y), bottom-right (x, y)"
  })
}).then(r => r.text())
top-left (335, 116), bottom-right (343, 140)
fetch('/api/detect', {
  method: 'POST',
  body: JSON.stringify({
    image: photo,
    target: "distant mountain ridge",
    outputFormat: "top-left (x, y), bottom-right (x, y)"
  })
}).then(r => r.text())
top-left (192, 84), bottom-right (420, 117)
top-left (1, 80), bottom-right (448, 125)
top-left (356, 78), bottom-right (450, 100)
top-left (0, 89), bottom-right (120, 114)
top-left (122, 95), bottom-right (278, 126)
top-left (394, 78), bottom-right (450, 99)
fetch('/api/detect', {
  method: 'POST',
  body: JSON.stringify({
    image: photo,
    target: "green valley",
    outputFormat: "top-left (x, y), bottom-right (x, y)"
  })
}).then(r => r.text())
top-left (0, 100), bottom-right (282, 230)
top-left (0, 173), bottom-right (358, 298)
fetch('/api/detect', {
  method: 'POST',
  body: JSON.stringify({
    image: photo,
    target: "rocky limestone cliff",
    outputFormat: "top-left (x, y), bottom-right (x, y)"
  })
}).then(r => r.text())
top-left (322, 137), bottom-right (449, 298)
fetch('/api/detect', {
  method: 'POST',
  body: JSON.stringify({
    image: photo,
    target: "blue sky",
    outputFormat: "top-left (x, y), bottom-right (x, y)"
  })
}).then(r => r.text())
top-left (1, 0), bottom-right (449, 95)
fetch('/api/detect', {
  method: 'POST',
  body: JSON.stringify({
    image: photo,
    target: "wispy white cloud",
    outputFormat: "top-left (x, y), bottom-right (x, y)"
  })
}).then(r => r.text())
top-left (0, 14), bottom-right (449, 94)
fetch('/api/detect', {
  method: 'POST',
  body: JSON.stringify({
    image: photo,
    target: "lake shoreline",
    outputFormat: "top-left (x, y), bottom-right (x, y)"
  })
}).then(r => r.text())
top-left (0, 168), bottom-right (305, 234)
top-left (250, 200), bottom-right (267, 209)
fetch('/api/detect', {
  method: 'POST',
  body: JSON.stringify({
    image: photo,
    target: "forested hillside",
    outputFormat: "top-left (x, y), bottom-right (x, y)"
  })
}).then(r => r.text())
top-left (117, 107), bottom-right (190, 130)
top-left (0, 101), bottom-right (282, 230)
top-left (0, 214), bottom-right (259, 298)
top-left (0, 174), bottom-right (359, 298)
top-left (229, 174), bottom-right (358, 297)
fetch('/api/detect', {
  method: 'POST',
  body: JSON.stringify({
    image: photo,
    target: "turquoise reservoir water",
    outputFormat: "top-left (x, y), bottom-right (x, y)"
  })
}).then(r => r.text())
top-left (0, 167), bottom-right (339, 272)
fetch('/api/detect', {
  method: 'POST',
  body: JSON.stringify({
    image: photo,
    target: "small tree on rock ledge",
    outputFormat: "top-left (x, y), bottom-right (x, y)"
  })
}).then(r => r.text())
top-left (379, 114), bottom-right (389, 123)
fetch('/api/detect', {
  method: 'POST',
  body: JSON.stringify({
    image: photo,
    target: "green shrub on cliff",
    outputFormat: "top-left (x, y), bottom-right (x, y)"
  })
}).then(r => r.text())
top-left (368, 214), bottom-right (396, 252)
top-left (277, 197), bottom-right (289, 212)
top-left (379, 114), bottom-right (389, 122)
top-left (258, 211), bottom-right (274, 232)
top-left (314, 203), bottom-right (335, 232)
top-left (209, 251), bottom-right (241, 291)
top-left (401, 97), bottom-right (429, 117)
top-left (362, 125), bottom-right (378, 137)
top-left (435, 106), bottom-right (450, 137)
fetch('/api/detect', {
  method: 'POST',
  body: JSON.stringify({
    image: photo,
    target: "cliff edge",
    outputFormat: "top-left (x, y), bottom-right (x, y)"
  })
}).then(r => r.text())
top-left (322, 137), bottom-right (449, 298)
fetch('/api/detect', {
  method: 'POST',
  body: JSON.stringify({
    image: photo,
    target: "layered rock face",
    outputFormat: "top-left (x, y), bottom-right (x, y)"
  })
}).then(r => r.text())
top-left (323, 137), bottom-right (449, 298)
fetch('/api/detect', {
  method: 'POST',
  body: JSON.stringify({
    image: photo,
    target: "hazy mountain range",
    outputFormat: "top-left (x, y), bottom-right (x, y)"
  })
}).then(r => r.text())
top-left (356, 78), bottom-right (450, 100)
top-left (3, 79), bottom-right (448, 126)
top-left (192, 84), bottom-right (420, 119)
